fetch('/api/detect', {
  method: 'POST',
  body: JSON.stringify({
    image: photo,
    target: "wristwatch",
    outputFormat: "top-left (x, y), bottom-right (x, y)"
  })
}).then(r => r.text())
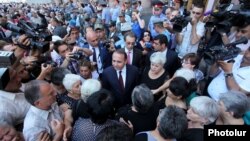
top-left (224, 73), bottom-right (233, 78)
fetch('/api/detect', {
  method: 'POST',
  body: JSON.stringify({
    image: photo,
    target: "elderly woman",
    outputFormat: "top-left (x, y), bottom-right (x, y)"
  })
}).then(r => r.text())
top-left (58, 74), bottom-right (82, 112)
top-left (140, 52), bottom-right (169, 101)
top-left (116, 84), bottom-right (159, 135)
top-left (180, 96), bottom-right (220, 141)
top-left (72, 79), bottom-right (102, 121)
top-left (216, 90), bottom-right (249, 125)
top-left (135, 106), bottom-right (188, 141)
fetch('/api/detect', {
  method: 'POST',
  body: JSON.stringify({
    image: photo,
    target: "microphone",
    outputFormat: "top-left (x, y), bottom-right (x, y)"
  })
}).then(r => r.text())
top-left (225, 37), bottom-right (248, 47)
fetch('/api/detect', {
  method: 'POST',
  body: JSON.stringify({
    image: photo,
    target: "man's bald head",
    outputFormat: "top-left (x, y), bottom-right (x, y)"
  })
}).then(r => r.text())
top-left (86, 31), bottom-right (99, 47)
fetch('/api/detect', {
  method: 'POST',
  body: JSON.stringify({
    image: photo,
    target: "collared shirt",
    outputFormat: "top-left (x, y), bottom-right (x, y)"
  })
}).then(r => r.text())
top-left (56, 56), bottom-right (79, 74)
top-left (0, 90), bottom-right (30, 126)
top-left (116, 66), bottom-right (127, 87)
top-left (161, 48), bottom-right (168, 58)
top-left (176, 21), bottom-right (205, 59)
top-left (208, 55), bottom-right (250, 101)
top-left (125, 48), bottom-right (133, 65)
top-left (23, 103), bottom-right (63, 141)
top-left (89, 45), bottom-right (103, 73)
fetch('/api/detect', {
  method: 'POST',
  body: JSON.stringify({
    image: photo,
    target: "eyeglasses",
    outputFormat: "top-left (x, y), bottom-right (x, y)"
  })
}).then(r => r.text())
top-left (192, 11), bottom-right (201, 15)
top-left (144, 34), bottom-right (150, 37)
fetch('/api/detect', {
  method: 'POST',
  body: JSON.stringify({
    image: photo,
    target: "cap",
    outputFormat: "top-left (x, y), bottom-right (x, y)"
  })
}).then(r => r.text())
top-left (132, 0), bottom-right (138, 4)
top-left (120, 22), bottom-right (132, 32)
top-left (118, 12), bottom-right (125, 17)
top-left (153, 0), bottom-right (164, 8)
top-left (98, 0), bottom-right (107, 5)
top-left (69, 19), bottom-right (76, 27)
top-left (153, 18), bottom-right (163, 25)
top-left (94, 23), bottom-right (104, 30)
top-left (109, 21), bottom-right (116, 27)
top-left (124, 0), bottom-right (131, 3)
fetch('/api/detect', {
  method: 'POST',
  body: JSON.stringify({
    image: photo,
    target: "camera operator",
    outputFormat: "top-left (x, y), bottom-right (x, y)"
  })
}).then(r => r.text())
top-left (176, 3), bottom-right (206, 58)
top-left (53, 40), bottom-right (92, 74)
top-left (208, 46), bottom-right (250, 101)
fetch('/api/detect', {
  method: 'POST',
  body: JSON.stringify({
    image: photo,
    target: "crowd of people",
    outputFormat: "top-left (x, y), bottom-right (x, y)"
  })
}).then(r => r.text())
top-left (0, 0), bottom-right (250, 141)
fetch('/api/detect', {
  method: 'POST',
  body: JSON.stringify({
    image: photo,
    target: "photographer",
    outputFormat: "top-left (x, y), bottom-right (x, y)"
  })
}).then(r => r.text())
top-left (176, 3), bottom-right (205, 58)
top-left (208, 46), bottom-right (250, 101)
top-left (53, 40), bottom-right (92, 74)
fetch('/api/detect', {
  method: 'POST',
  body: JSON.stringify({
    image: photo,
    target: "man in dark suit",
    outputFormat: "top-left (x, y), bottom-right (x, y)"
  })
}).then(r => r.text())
top-left (146, 34), bottom-right (181, 77)
top-left (121, 32), bottom-right (144, 69)
top-left (101, 49), bottom-right (139, 108)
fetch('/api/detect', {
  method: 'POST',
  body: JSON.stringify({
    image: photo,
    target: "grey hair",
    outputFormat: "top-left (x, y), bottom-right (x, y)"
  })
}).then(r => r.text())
top-left (190, 96), bottom-right (220, 124)
top-left (63, 74), bottom-right (81, 91)
top-left (158, 106), bottom-right (188, 139)
top-left (219, 90), bottom-right (249, 118)
top-left (131, 84), bottom-right (154, 113)
top-left (24, 80), bottom-right (48, 106)
top-left (81, 79), bottom-right (102, 102)
top-left (150, 52), bottom-right (166, 65)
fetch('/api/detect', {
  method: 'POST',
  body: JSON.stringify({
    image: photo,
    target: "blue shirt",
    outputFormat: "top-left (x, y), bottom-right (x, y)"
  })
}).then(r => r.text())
top-left (132, 21), bottom-right (144, 40)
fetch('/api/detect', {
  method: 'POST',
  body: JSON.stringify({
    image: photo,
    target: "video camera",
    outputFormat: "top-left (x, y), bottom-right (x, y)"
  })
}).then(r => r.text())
top-left (170, 15), bottom-right (192, 32)
top-left (1, 12), bottom-right (52, 53)
top-left (205, 0), bottom-right (250, 33)
top-left (70, 51), bottom-right (86, 60)
top-left (204, 37), bottom-right (248, 65)
top-left (0, 51), bottom-right (16, 90)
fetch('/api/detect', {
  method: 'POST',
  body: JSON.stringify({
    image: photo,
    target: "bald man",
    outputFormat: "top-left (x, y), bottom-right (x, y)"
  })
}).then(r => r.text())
top-left (84, 31), bottom-right (112, 75)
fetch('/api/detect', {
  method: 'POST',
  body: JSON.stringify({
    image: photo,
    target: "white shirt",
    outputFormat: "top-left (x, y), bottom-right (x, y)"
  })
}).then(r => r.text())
top-left (208, 55), bottom-right (250, 101)
top-left (89, 45), bottom-right (103, 73)
top-left (125, 48), bottom-right (133, 65)
top-left (23, 103), bottom-right (63, 141)
top-left (116, 66), bottom-right (127, 87)
top-left (176, 21), bottom-right (205, 59)
top-left (0, 90), bottom-right (30, 126)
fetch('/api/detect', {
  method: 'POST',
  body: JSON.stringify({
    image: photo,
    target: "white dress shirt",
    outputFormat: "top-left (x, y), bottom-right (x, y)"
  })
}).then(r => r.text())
top-left (208, 55), bottom-right (250, 101)
top-left (0, 90), bottom-right (30, 126)
top-left (116, 66), bottom-right (127, 87)
top-left (23, 103), bottom-right (63, 141)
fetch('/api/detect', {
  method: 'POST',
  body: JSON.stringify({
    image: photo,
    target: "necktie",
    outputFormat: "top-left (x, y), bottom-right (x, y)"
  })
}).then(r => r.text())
top-left (92, 47), bottom-right (97, 62)
top-left (127, 51), bottom-right (131, 65)
top-left (119, 71), bottom-right (125, 92)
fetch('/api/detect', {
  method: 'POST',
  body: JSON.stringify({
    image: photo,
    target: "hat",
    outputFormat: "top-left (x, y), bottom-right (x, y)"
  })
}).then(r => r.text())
top-left (98, 0), bottom-right (107, 5)
top-left (118, 12), bottom-right (125, 17)
top-left (94, 23), bottom-right (104, 30)
top-left (153, 0), bottom-right (164, 8)
top-left (132, 0), bottom-right (138, 4)
top-left (124, 0), bottom-right (131, 3)
top-left (109, 21), bottom-right (116, 27)
top-left (69, 19), bottom-right (76, 27)
top-left (153, 18), bottom-right (163, 24)
top-left (120, 22), bottom-right (132, 32)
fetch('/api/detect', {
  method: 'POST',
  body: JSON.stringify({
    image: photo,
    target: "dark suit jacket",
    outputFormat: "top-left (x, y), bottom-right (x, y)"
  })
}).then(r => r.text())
top-left (146, 49), bottom-right (181, 77)
top-left (121, 48), bottom-right (144, 69)
top-left (101, 65), bottom-right (139, 108)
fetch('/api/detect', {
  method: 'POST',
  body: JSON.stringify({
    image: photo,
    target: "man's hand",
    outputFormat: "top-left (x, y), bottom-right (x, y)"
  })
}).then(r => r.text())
top-left (65, 52), bottom-right (74, 61)
top-left (191, 17), bottom-right (198, 26)
top-left (38, 131), bottom-right (51, 141)
top-left (16, 34), bottom-right (31, 47)
top-left (51, 119), bottom-right (64, 137)
top-left (217, 60), bottom-right (234, 73)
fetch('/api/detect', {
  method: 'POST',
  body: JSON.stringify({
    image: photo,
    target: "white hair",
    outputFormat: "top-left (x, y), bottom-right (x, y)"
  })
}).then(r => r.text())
top-left (175, 68), bottom-right (195, 82)
top-left (190, 96), bottom-right (220, 125)
top-left (150, 52), bottom-right (166, 65)
top-left (81, 79), bottom-right (101, 102)
top-left (63, 74), bottom-right (81, 91)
